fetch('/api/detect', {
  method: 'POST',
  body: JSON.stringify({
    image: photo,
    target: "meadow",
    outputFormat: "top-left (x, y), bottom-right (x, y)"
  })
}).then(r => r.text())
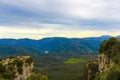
top-left (64, 58), bottom-right (88, 64)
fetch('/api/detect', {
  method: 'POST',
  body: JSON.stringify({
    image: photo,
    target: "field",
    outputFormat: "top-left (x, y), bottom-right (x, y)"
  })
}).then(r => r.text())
top-left (64, 58), bottom-right (88, 64)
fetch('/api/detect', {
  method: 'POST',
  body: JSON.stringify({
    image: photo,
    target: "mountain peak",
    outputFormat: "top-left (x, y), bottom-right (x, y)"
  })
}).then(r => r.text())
top-left (116, 35), bottom-right (120, 38)
top-left (100, 35), bottom-right (111, 38)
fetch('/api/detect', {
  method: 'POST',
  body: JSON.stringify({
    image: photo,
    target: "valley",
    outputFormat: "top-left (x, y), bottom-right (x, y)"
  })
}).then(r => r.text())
top-left (0, 36), bottom-right (120, 80)
top-left (33, 54), bottom-right (98, 80)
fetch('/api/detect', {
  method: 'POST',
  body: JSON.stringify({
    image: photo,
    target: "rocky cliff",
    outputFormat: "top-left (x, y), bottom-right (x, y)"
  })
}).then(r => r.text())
top-left (0, 56), bottom-right (33, 80)
top-left (83, 37), bottom-right (120, 80)
top-left (98, 53), bottom-right (112, 72)
top-left (83, 60), bottom-right (98, 80)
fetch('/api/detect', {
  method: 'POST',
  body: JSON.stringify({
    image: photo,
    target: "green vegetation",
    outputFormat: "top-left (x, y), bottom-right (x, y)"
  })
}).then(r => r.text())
top-left (25, 57), bottom-right (33, 65)
top-left (0, 36), bottom-right (106, 80)
top-left (0, 56), bottom-right (35, 80)
top-left (0, 62), bottom-right (16, 80)
top-left (33, 54), bottom-right (97, 80)
top-left (99, 37), bottom-right (118, 54)
top-left (14, 59), bottom-right (23, 74)
top-left (83, 60), bottom-right (99, 80)
top-left (0, 63), bottom-right (5, 74)
top-left (82, 37), bottom-right (120, 80)
top-left (99, 37), bottom-right (120, 63)
top-left (27, 73), bottom-right (48, 80)
top-left (0, 53), bottom-right (98, 80)
top-left (95, 64), bottom-right (120, 80)
top-left (94, 37), bottom-right (120, 80)
top-left (64, 58), bottom-right (88, 64)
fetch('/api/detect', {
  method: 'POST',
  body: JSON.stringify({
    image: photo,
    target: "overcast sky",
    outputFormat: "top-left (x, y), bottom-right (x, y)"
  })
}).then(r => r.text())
top-left (0, 0), bottom-right (120, 39)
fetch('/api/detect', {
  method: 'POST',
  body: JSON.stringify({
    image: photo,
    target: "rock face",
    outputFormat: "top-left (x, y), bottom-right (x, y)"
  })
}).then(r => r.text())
top-left (0, 56), bottom-right (33, 80)
top-left (14, 56), bottom-right (33, 80)
top-left (83, 60), bottom-right (99, 80)
top-left (98, 53), bottom-right (112, 72)
top-left (83, 37), bottom-right (120, 80)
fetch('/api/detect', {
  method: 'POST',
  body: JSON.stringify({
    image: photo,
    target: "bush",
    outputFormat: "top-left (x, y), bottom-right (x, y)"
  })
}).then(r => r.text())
top-left (27, 73), bottom-right (48, 80)
top-left (13, 59), bottom-right (23, 74)
top-left (2, 71), bottom-right (16, 80)
top-left (25, 57), bottom-right (33, 65)
top-left (0, 63), bottom-right (6, 74)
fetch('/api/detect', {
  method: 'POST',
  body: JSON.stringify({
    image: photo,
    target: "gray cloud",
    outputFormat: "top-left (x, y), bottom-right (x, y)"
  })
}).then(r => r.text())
top-left (0, 0), bottom-right (120, 38)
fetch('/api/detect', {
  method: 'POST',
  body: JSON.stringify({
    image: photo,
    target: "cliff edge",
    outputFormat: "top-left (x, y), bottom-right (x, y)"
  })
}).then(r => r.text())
top-left (84, 37), bottom-right (120, 80)
top-left (0, 56), bottom-right (33, 80)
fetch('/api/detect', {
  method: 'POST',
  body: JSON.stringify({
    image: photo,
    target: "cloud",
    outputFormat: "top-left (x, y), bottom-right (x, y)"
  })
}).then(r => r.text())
top-left (0, 0), bottom-right (120, 39)
top-left (0, 24), bottom-right (119, 39)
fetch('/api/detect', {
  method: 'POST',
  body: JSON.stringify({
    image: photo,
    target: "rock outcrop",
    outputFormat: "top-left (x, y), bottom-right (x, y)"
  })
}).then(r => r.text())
top-left (0, 56), bottom-right (33, 80)
top-left (83, 37), bottom-right (120, 80)
top-left (98, 53), bottom-right (112, 72)
top-left (83, 60), bottom-right (99, 80)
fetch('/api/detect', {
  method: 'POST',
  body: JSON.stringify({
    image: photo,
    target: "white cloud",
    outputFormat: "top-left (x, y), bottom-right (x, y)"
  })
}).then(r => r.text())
top-left (0, 0), bottom-right (120, 38)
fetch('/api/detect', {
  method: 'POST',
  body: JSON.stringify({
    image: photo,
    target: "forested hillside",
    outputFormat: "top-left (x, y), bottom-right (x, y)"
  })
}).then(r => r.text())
top-left (0, 35), bottom-right (112, 56)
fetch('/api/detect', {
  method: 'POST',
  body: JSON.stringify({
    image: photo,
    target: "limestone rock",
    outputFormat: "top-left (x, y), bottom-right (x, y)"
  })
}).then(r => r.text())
top-left (0, 56), bottom-right (33, 80)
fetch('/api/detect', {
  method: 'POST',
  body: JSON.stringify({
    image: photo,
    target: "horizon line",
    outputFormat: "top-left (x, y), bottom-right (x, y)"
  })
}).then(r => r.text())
top-left (0, 35), bottom-right (118, 40)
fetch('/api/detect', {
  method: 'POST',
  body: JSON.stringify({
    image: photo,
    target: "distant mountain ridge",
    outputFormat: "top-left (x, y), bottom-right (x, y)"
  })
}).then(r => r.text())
top-left (0, 35), bottom-right (118, 56)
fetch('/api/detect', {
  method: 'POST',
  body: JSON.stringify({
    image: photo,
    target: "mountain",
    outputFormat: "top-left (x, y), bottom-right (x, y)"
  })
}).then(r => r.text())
top-left (0, 35), bottom-right (112, 56)
top-left (0, 46), bottom-right (42, 58)
top-left (116, 35), bottom-right (120, 38)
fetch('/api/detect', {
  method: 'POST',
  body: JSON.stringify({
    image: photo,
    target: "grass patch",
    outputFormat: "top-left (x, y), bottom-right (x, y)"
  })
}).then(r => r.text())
top-left (64, 58), bottom-right (88, 64)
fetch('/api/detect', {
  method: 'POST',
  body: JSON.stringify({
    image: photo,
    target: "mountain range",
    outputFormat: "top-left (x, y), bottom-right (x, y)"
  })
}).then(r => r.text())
top-left (0, 35), bottom-right (119, 56)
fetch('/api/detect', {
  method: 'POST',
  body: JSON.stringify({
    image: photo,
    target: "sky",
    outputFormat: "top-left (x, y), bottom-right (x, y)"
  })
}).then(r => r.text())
top-left (0, 0), bottom-right (120, 39)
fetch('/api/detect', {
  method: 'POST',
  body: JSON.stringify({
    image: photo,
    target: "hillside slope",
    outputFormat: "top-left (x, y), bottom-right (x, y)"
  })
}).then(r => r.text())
top-left (0, 35), bottom-right (111, 56)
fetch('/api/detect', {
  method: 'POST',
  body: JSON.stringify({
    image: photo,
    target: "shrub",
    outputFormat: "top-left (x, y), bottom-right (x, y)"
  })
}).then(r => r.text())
top-left (25, 57), bottom-right (33, 65)
top-left (13, 59), bottom-right (23, 74)
top-left (26, 73), bottom-right (48, 80)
